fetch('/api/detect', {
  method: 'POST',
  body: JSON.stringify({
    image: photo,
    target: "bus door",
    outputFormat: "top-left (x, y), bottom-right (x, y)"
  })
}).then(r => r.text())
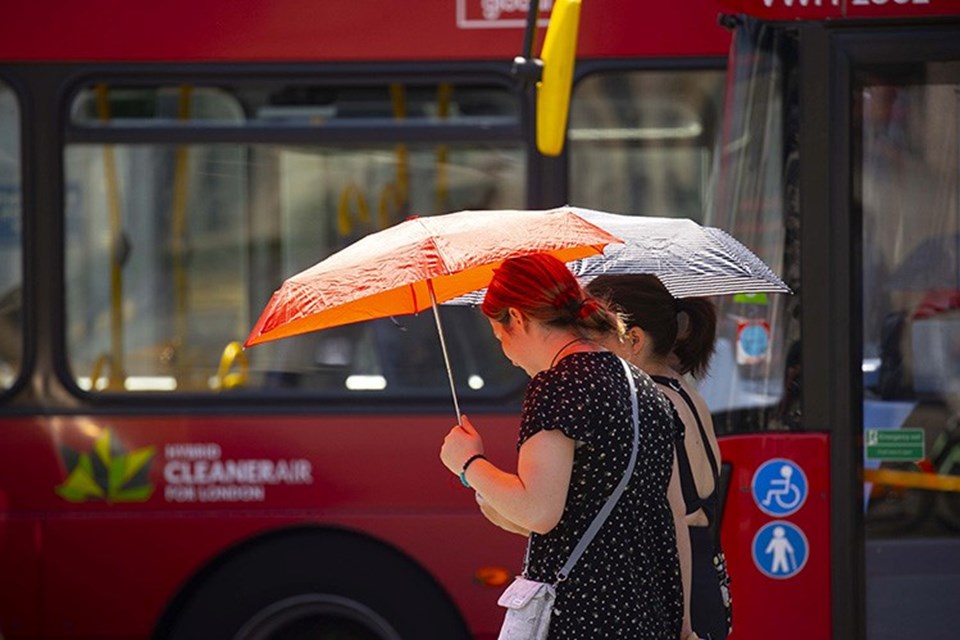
top-left (846, 24), bottom-right (960, 640)
top-left (702, 19), bottom-right (827, 640)
top-left (711, 5), bottom-right (960, 639)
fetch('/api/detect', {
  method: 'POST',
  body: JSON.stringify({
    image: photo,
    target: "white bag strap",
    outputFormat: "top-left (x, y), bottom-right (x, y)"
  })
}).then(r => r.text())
top-left (553, 357), bottom-right (640, 584)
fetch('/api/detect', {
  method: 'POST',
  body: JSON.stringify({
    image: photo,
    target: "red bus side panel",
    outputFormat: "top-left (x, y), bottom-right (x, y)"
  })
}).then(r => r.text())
top-left (0, 0), bottom-right (730, 62)
top-left (719, 433), bottom-right (832, 640)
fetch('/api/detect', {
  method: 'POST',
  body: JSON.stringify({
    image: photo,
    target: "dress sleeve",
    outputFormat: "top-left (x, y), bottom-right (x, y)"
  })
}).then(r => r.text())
top-left (517, 365), bottom-right (598, 448)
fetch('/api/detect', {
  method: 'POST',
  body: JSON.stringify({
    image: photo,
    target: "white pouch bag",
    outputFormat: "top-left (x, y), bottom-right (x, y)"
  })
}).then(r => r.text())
top-left (496, 576), bottom-right (556, 640)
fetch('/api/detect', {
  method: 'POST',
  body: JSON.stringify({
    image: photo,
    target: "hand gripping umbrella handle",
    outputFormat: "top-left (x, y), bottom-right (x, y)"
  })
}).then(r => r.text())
top-left (427, 279), bottom-right (463, 426)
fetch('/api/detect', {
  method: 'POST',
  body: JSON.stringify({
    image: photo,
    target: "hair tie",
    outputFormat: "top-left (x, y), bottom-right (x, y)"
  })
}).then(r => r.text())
top-left (577, 299), bottom-right (594, 320)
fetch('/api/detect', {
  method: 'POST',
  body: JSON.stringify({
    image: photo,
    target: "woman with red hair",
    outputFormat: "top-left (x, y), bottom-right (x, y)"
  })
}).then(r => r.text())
top-left (440, 253), bottom-right (693, 640)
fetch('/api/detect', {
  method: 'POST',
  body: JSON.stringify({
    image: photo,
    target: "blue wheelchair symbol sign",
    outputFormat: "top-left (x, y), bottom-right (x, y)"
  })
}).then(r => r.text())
top-left (752, 521), bottom-right (809, 579)
top-left (752, 458), bottom-right (808, 516)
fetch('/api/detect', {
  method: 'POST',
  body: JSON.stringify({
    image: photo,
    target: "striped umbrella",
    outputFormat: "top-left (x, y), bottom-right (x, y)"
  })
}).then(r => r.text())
top-left (567, 207), bottom-right (790, 297)
top-left (450, 206), bottom-right (790, 303)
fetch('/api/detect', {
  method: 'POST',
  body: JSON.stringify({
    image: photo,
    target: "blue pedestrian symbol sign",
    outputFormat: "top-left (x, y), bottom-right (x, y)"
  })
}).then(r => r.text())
top-left (752, 458), bottom-right (808, 517)
top-left (752, 521), bottom-right (809, 579)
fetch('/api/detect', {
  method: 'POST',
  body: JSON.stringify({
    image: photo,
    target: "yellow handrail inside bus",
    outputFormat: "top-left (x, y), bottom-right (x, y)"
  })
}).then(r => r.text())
top-left (90, 353), bottom-right (119, 391)
top-left (537, 0), bottom-right (581, 156)
top-left (435, 83), bottom-right (451, 211)
top-left (171, 85), bottom-right (193, 385)
top-left (214, 341), bottom-right (248, 390)
top-left (95, 84), bottom-right (127, 390)
top-left (389, 84), bottom-right (410, 207)
top-left (337, 184), bottom-right (370, 237)
top-left (378, 182), bottom-right (402, 229)
top-left (864, 468), bottom-right (960, 493)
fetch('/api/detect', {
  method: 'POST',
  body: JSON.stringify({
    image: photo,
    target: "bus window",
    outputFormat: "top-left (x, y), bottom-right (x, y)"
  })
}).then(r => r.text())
top-left (857, 64), bottom-right (960, 537)
top-left (568, 70), bottom-right (724, 220)
top-left (0, 79), bottom-right (20, 392)
top-left (701, 24), bottom-right (799, 433)
top-left (63, 82), bottom-right (526, 396)
top-left (569, 64), bottom-right (793, 433)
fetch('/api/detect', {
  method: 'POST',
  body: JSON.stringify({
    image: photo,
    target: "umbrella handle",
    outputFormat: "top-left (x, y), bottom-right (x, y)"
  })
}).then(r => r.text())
top-left (427, 279), bottom-right (463, 426)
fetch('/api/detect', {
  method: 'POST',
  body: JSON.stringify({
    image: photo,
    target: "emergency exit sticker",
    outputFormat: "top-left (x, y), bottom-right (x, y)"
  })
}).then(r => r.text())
top-left (865, 428), bottom-right (925, 461)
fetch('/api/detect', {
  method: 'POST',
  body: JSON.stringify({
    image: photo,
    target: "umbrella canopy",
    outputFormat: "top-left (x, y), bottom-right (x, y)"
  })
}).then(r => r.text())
top-left (450, 206), bottom-right (790, 303)
top-left (568, 207), bottom-right (790, 297)
top-left (243, 207), bottom-right (621, 421)
top-left (245, 208), bottom-right (620, 347)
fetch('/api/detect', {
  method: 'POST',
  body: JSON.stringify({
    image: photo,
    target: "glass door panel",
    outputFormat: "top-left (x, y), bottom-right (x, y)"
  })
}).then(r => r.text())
top-left (857, 60), bottom-right (960, 639)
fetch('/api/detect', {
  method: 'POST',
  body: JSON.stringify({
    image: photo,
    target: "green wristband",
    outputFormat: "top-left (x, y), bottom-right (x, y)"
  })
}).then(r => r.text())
top-left (459, 454), bottom-right (486, 488)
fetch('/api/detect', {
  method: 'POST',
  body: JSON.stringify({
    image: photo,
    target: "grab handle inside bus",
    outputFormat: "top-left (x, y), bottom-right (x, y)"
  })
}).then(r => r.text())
top-left (537, 0), bottom-right (581, 156)
top-left (215, 340), bottom-right (248, 390)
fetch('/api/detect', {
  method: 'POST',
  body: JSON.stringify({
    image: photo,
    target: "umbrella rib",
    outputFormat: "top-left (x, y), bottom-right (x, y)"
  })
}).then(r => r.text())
top-left (412, 216), bottom-right (457, 276)
top-left (409, 282), bottom-right (420, 311)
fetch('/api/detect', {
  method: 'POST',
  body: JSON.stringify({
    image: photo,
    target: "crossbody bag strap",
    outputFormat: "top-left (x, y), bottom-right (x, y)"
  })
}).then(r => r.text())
top-left (651, 375), bottom-right (719, 481)
top-left (554, 357), bottom-right (640, 584)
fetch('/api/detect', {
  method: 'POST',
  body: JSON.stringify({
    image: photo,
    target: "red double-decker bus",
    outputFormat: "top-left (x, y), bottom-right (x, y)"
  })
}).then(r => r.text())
top-left (8, 0), bottom-right (958, 638)
top-left (0, 1), bottom-right (733, 638)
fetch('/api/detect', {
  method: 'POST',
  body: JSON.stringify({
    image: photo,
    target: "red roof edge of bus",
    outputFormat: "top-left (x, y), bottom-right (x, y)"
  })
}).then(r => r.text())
top-left (0, 0), bottom-right (731, 63)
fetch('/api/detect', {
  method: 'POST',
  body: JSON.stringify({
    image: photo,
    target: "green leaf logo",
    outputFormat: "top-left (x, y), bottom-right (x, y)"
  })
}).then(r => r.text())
top-left (56, 429), bottom-right (156, 503)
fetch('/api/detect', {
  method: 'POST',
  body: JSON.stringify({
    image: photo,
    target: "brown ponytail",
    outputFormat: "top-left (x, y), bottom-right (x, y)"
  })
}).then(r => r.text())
top-left (586, 274), bottom-right (717, 379)
top-left (673, 297), bottom-right (717, 379)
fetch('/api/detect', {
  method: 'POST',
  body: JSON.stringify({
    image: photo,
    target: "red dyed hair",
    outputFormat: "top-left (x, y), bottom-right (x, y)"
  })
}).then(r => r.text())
top-left (481, 253), bottom-right (619, 334)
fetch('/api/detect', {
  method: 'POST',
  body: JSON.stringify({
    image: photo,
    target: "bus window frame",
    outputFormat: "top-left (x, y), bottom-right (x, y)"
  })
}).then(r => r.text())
top-left (0, 70), bottom-right (29, 403)
top-left (569, 64), bottom-right (722, 144)
top-left (52, 62), bottom-right (534, 409)
top-left (4, 56), bottom-right (732, 411)
top-left (537, 55), bottom-right (727, 207)
top-left (63, 65), bottom-right (524, 144)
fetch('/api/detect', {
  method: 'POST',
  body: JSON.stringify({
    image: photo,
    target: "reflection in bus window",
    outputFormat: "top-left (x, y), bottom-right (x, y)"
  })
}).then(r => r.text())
top-left (569, 66), bottom-right (799, 433)
top-left (0, 81), bottom-right (20, 391)
top-left (699, 25), bottom-right (799, 433)
top-left (64, 82), bottom-right (526, 396)
top-left (858, 65), bottom-right (960, 537)
top-left (566, 69), bottom-right (802, 433)
top-left (568, 71), bottom-right (724, 219)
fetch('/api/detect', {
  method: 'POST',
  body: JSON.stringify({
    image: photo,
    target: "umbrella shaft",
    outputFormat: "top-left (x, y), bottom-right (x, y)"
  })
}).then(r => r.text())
top-left (427, 280), bottom-right (463, 425)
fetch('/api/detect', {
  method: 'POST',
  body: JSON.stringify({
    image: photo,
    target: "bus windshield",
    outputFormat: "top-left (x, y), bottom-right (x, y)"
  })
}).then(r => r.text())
top-left (702, 19), bottom-right (800, 433)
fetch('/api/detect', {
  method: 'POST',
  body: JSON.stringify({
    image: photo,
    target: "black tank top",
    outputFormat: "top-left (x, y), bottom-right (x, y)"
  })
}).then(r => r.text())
top-left (651, 375), bottom-right (720, 527)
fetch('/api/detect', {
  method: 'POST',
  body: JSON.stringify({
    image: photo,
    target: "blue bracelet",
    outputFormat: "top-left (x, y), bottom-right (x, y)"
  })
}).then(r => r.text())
top-left (460, 453), bottom-right (487, 488)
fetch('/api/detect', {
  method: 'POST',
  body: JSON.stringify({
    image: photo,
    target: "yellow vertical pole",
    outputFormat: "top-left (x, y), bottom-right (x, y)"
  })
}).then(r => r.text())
top-left (389, 84), bottom-right (409, 211)
top-left (95, 84), bottom-right (126, 390)
top-left (171, 85), bottom-right (193, 386)
top-left (435, 83), bottom-right (451, 212)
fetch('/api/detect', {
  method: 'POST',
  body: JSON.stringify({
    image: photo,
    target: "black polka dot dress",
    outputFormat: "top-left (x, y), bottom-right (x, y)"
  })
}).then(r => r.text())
top-left (518, 351), bottom-right (683, 640)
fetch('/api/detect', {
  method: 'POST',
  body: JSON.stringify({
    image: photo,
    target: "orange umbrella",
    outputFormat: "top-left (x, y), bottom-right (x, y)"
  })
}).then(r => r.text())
top-left (244, 207), bottom-right (621, 420)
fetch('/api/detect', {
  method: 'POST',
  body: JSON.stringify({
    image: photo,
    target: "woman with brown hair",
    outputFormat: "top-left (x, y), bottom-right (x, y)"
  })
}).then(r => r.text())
top-left (586, 274), bottom-right (732, 640)
top-left (440, 254), bottom-right (694, 640)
